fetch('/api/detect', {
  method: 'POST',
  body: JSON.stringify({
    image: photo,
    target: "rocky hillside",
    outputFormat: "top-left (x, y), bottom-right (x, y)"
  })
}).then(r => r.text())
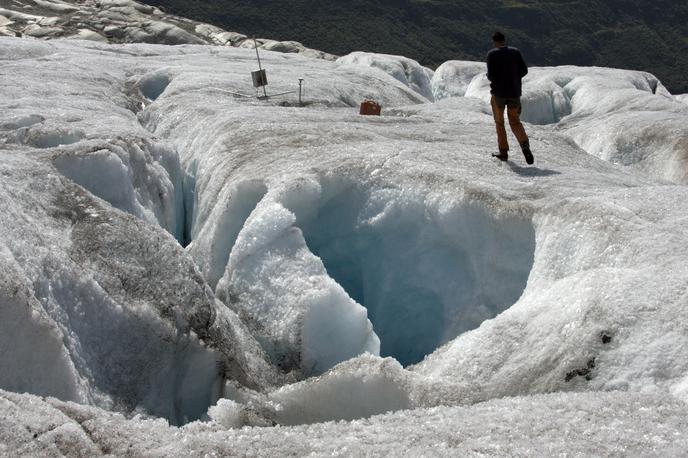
top-left (0, 0), bottom-right (335, 59)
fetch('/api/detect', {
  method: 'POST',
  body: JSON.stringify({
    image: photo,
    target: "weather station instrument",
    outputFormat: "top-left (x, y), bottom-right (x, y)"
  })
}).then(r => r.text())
top-left (213, 38), bottom-right (300, 102)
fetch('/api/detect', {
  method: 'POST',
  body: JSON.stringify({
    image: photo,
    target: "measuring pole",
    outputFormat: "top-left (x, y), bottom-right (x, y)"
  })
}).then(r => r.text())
top-left (298, 78), bottom-right (304, 106)
top-left (253, 38), bottom-right (268, 98)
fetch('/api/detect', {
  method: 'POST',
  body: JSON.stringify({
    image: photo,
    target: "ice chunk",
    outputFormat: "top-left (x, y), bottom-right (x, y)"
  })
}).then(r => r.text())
top-left (136, 21), bottom-right (206, 46)
top-left (520, 79), bottom-right (572, 124)
top-left (207, 398), bottom-right (244, 429)
top-left (0, 8), bottom-right (44, 22)
top-left (269, 355), bottom-right (412, 425)
top-left (431, 60), bottom-right (485, 100)
top-left (188, 180), bottom-right (267, 290)
top-left (337, 52), bottom-right (435, 101)
top-left (217, 192), bottom-right (379, 375)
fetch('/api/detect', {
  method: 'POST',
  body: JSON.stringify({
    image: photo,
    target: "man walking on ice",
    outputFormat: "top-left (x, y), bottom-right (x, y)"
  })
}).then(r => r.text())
top-left (487, 31), bottom-right (534, 164)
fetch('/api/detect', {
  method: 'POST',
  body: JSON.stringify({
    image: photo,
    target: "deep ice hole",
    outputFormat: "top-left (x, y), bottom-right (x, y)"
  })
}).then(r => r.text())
top-left (295, 178), bottom-right (536, 366)
top-left (139, 72), bottom-right (172, 101)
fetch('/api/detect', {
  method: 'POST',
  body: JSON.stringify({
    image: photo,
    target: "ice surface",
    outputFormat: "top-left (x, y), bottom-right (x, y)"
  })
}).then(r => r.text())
top-left (0, 39), bottom-right (284, 426)
top-left (52, 138), bottom-right (186, 242)
top-left (431, 60), bottom-right (486, 100)
top-left (267, 355), bottom-right (413, 425)
top-left (2, 34), bottom-right (688, 453)
top-left (2, 388), bottom-right (687, 456)
top-left (129, 36), bottom-right (688, 413)
top-left (337, 51), bottom-right (435, 101)
top-left (0, 244), bottom-right (83, 403)
top-left (460, 65), bottom-right (688, 183)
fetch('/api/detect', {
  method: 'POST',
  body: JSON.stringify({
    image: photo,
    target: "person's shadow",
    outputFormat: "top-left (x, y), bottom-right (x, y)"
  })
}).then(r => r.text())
top-left (508, 161), bottom-right (561, 177)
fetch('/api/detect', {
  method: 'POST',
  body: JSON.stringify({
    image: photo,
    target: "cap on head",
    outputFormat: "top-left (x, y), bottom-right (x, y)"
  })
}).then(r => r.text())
top-left (492, 31), bottom-right (506, 43)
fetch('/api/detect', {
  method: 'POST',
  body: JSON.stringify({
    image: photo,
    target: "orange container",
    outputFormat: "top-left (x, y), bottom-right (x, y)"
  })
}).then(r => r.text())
top-left (360, 100), bottom-right (381, 116)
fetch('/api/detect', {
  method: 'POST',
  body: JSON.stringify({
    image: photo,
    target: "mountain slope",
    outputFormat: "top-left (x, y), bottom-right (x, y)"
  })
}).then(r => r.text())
top-left (139, 0), bottom-right (688, 94)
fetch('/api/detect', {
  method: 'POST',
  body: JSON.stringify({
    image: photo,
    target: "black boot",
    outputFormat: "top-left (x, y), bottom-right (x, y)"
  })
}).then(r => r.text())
top-left (521, 140), bottom-right (534, 165)
top-left (492, 149), bottom-right (509, 161)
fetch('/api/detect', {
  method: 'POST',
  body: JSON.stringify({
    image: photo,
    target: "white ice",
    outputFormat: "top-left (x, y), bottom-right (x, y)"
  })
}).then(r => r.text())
top-left (431, 60), bottom-right (485, 100)
top-left (2, 388), bottom-right (687, 456)
top-left (337, 51), bottom-right (436, 101)
top-left (1, 23), bottom-right (688, 455)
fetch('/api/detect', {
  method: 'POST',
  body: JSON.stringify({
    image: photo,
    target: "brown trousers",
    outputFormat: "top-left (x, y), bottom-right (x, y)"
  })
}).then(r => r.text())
top-left (491, 95), bottom-right (528, 152)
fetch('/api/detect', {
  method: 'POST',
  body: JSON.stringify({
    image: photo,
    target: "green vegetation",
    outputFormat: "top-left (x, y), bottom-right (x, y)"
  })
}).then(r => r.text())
top-left (142, 0), bottom-right (688, 94)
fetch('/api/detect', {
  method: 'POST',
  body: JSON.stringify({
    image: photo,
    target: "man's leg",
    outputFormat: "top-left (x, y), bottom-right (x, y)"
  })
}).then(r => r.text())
top-left (506, 102), bottom-right (528, 144)
top-left (506, 100), bottom-right (534, 164)
top-left (490, 96), bottom-right (509, 157)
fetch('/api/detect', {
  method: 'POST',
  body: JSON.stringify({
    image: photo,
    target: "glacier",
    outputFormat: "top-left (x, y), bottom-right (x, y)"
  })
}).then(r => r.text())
top-left (1, 18), bottom-right (688, 457)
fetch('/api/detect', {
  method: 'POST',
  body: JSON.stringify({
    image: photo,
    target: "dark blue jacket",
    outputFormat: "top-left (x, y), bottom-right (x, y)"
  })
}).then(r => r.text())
top-left (486, 46), bottom-right (528, 98)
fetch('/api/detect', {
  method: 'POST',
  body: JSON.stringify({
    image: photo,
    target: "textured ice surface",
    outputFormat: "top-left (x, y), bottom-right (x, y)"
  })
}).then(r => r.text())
top-left (0, 38), bottom-right (283, 426)
top-left (337, 51), bottom-right (435, 102)
top-left (2, 35), bottom-right (688, 454)
top-left (2, 388), bottom-right (687, 456)
top-left (217, 193), bottom-right (380, 375)
top-left (457, 64), bottom-right (688, 184)
top-left (431, 60), bottom-right (486, 100)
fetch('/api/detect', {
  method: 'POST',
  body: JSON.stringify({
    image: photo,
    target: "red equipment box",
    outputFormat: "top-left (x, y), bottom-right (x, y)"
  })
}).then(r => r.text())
top-left (360, 100), bottom-right (381, 116)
